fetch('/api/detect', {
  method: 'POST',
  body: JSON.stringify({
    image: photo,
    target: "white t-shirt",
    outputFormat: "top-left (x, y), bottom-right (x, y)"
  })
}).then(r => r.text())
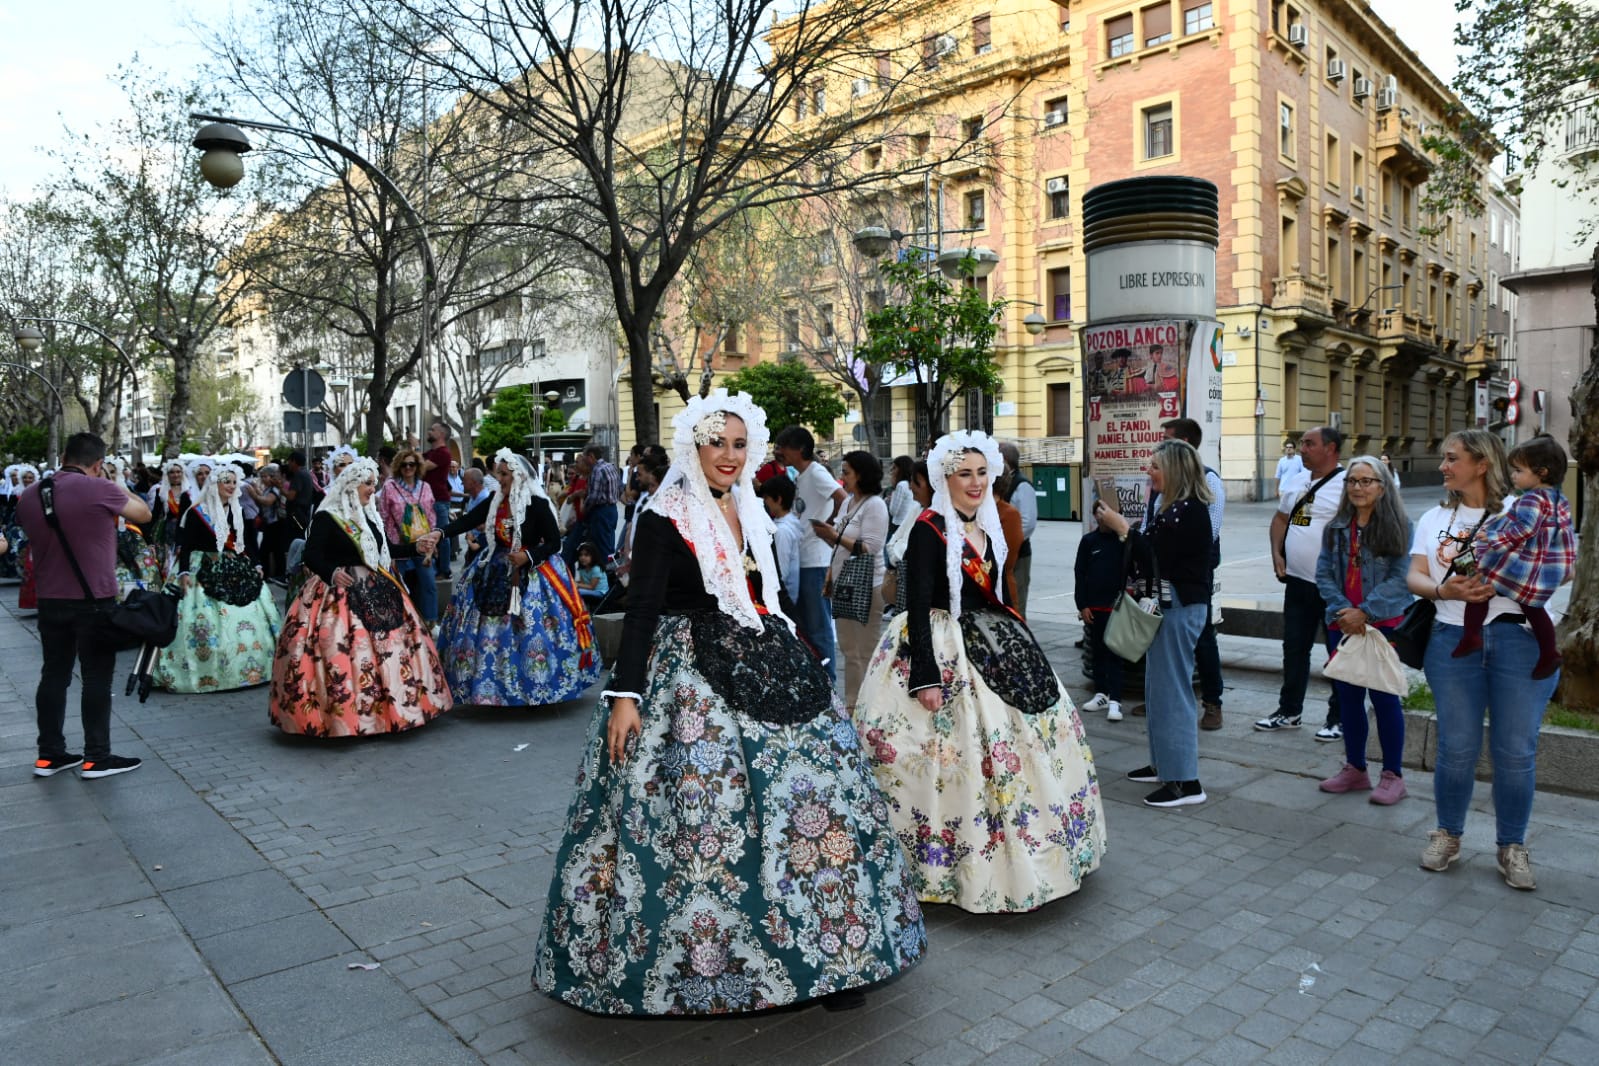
top-left (1277, 467), bottom-right (1346, 582)
top-left (791, 461), bottom-right (841, 568)
top-left (1275, 454), bottom-right (1304, 495)
top-left (1410, 502), bottom-right (1520, 627)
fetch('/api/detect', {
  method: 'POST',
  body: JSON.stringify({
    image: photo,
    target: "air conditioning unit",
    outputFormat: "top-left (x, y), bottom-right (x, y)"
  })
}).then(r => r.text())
top-left (1376, 87), bottom-right (1397, 111)
top-left (850, 77), bottom-right (871, 98)
top-left (1326, 59), bottom-right (1347, 82)
top-left (1288, 24), bottom-right (1308, 48)
top-left (1044, 109), bottom-right (1066, 127)
top-left (935, 34), bottom-right (958, 56)
top-left (1352, 77), bottom-right (1374, 99)
top-left (1046, 177), bottom-right (1068, 194)
top-left (1352, 184), bottom-right (1366, 202)
top-left (786, 341), bottom-right (803, 352)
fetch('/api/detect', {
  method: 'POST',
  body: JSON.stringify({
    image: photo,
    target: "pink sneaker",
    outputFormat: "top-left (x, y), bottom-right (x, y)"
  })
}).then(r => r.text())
top-left (1370, 770), bottom-right (1408, 805)
top-left (1319, 764), bottom-right (1371, 793)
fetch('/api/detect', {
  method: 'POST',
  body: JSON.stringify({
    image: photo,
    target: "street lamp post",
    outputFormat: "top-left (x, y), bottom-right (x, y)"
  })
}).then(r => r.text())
top-left (187, 113), bottom-right (439, 445)
top-left (14, 318), bottom-right (144, 459)
top-left (532, 387), bottom-right (561, 469)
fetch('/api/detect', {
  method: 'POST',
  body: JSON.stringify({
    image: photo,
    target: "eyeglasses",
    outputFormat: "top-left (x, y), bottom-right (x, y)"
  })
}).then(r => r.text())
top-left (399, 461), bottom-right (417, 468)
top-left (1346, 477), bottom-right (1385, 488)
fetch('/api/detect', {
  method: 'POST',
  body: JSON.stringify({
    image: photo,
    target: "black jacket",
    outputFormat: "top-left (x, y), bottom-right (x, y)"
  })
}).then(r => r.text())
top-left (1074, 528), bottom-right (1127, 611)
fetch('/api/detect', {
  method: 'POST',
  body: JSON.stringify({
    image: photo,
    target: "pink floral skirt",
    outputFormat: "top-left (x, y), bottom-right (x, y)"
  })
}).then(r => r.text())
top-left (269, 570), bottom-right (452, 737)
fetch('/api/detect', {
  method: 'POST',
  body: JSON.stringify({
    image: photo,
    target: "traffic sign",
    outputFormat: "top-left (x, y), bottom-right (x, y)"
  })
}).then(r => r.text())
top-left (1507, 378), bottom-right (1521, 401)
top-left (1505, 401), bottom-right (1520, 425)
top-left (282, 368), bottom-right (327, 409)
top-left (283, 411), bottom-right (327, 434)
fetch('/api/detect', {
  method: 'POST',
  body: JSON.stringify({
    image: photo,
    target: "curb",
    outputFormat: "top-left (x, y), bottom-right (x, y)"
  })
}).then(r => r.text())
top-left (1390, 709), bottom-right (1599, 800)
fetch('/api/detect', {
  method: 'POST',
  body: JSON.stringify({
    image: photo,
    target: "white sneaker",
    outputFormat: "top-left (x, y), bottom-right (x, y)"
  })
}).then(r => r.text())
top-left (1106, 701), bottom-right (1123, 722)
top-left (1082, 693), bottom-right (1110, 712)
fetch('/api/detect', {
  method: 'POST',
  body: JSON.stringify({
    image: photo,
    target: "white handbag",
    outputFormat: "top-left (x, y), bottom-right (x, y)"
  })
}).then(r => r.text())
top-left (1323, 628), bottom-right (1408, 696)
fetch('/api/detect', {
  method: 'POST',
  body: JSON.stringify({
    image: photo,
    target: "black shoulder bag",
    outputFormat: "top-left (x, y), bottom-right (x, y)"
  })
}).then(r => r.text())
top-left (39, 480), bottom-right (180, 651)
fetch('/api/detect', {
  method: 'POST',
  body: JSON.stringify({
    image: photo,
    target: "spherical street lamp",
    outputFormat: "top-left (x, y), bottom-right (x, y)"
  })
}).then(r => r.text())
top-left (937, 246), bottom-right (999, 280)
top-left (191, 122), bottom-right (253, 189)
top-left (851, 226), bottom-right (897, 258)
top-left (1023, 312), bottom-right (1047, 336)
top-left (13, 325), bottom-right (45, 351)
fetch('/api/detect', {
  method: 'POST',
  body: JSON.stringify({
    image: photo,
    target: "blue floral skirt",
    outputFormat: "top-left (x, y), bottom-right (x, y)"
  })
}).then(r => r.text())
top-left (436, 550), bottom-right (602, 707)
top-left (532, 612), bottom-right (927, 1015)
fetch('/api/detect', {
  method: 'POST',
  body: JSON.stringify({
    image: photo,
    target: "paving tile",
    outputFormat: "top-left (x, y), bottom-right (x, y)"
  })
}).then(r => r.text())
top-left (162, 868), bottom-right (314, 940)
top-left (229, 956), bottom-right (424, 1057)
top-left (194, 910), bottom-right (358, 985)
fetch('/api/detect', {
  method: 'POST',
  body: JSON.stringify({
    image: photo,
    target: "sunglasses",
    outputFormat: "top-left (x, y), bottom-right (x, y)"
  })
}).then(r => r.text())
top-left (400, 461), bottom-right (418, 468)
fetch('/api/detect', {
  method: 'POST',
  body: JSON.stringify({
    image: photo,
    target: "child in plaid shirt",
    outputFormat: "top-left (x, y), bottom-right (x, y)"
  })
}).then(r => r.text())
top-left (1454, 435), bottom-right (1575, 678)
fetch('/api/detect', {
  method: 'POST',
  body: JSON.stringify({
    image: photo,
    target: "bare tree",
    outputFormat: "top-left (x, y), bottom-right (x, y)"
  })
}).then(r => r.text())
top-left (49, 69), bottom-right (262, 454)
top-left (204, 0), bottom-right (581, 450)
top-left (371, 0), bottom-right (1001, 446)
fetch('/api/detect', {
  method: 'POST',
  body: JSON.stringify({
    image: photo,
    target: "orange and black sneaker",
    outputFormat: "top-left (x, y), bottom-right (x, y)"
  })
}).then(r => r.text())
top-left (33, 754), bottom-right (84, 777)
top-left (80, 755), bottom-right (142, 780)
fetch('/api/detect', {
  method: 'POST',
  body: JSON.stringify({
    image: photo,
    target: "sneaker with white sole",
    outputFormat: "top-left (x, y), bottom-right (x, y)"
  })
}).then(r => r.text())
top-left (33, 753), bottom-right (84, 777)
top-left (1081, 693), bottom-right (1110, 712)
top-left (1144, 781), bottom-right (1206, 808)
top-left (1497, 844), bottom-right (1536, 890)
top-left (1314, 724), bottom-right (1343, 742)
top-left (1126, 765), bottom-right (1160, 783)
top-left (1420, 829), bottom-right (1461, 871)
top-left (80, 755), bottom-right (142, 780)
top-left (1253, 714), bottom-right (1302, 732)
top-left (1106, 701), bottom-right (1123, 722)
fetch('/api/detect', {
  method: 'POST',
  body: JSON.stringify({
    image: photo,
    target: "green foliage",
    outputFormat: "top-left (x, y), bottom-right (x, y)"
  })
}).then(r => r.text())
top-left (3, 426), bottom-right (49, 463)
top-left (1401, 680), bottom-right (1436, 711)
top-left (852, 254), bottom-right (1006, 435)
top-left (1423, 1), bottom-right (1599, 235)
top-left (721, 360), bottom-right (847, 438)
top-left (475, 385), bottom-right (538, 455)
top-left (269, 444), bottom-right (295, 463)
top-left (541, 406), bottom-right (568, 433)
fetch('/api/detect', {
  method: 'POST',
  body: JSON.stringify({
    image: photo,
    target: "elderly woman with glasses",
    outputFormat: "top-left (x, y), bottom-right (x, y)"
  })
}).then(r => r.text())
top-left (1313, 457), bottom-right (1414, 804)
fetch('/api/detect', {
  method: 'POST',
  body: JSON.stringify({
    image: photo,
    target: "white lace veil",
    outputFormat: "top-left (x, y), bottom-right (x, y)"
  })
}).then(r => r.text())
top-left (645, 389), bottom-right (788, 633)
top-left (158, 459), bottom-right (187, 506)
top-left (190, 463), bottom-right (247, 553)
top-left (185, 457), bottom-right (214, 499)
top-left (926, 430), bottom-right (1007, 621)
top-left (484, 447), bottom-right (539, 554)
top-left (316, 458), bottom-right (391, 570)
top-left (2, 465), bottom-right (16, 496)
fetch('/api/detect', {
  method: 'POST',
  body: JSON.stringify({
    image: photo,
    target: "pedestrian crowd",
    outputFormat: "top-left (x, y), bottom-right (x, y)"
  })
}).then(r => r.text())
top-left (10, 404), bottom-right (1574, 1014)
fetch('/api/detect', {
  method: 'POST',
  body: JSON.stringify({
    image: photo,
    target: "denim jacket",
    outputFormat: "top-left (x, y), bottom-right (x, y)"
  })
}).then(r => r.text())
top-left (1315, 515), bottom-right (1414, 625)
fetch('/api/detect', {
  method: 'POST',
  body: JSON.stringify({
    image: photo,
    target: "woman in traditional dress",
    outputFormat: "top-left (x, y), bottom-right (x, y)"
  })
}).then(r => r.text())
top-left (533, 390), bottom-right (925, 1016)
top-left (852, 430), bottom-right (1106, 914)
top-left (148, 459), bottom-right (191, 579)
top-left (15, 464), bottom-right (41, 610)
top-left (104, 457), bottom-right (161, 600)
top-left (152, 464), bottom-right (280, 692)
top-left (268, 458), bottom-right (452, 737)
top-left (0, 466), bottom-right (21, 580)
top-left (436, 448), bottom-right (601, 706)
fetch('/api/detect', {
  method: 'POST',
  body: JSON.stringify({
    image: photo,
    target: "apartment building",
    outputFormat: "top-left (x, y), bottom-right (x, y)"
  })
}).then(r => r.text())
top-left (624, 0), bottom-right (1515, 496)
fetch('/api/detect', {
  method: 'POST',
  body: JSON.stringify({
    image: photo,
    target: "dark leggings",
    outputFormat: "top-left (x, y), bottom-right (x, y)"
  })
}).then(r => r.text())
top-left (1326, 625), bottom-right (1405, 774)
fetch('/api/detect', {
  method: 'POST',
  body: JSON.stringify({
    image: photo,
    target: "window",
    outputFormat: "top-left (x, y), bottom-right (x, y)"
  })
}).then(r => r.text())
top-left (1352, 374), bottom-right (1365, 433)
top-left (1328, 370), bottom-right (1342, 419)
top-left (1325, 131), bottom-right (1340, 185)
top-left (723, 324), bottom-right (741, 353)
top-left (1048, 179), bottom-right (1070, 220)
top-left (1380, 171), bottom-right (1394, 218)
top-left (1327, 235), bottom-right (1342, 300)
top-left (922, 35), bottom-right (941, 71)
top-left (1284, 362), bottom-right (1300, 432)
top-left (1143, 3), bottom-right (1173, 46)
top-left (876, 52), bottom-right (893, 90)
top-left (1488, 269), bottom-right (1499, 306)
top-left (1489, 209), bottom-right (1500, 246)
top-left (973, 14), bottom-right (992, 53)
top-left (1401, 183), bottom-right (1414, 230)
top-left (818, 304), bottom-right (836, 345)
top-left (794, 95), bottom-right (808, 121)
top-left (1183, 0), bottom-right (1214, 33)
top-left (966, 190), bottom-right (986, 228)
top-left (1351, 67), bottom-right (1365, 103)
top-left (963, 275), bottom-right (990, 303)
top-left (816, 237), bottom-right (835, 266)
top-left (783, 310), bottom-right (801, 347)
top-left (1279, 102), bottom-right (1295, 159)
top-left (1107, 13), bottom-right (1135, 57)
top-left (1144, 103), bottom-right (1174, 158)
top-left (490, 294), bottom-right (519, 320)
top-left (1281, 214), bottom-right (1297, 271)
top-left (963, 115), bottom-right (985, 141)
top-left (812, 81), bottom-right (826, 115)
top-left (912, 132), bottom-right (930, 157)
top-left (1048, 383), bottom-right (1072, 436)
top-left (1352, 246), bottom-right (1366, 304)
top-left (1351, 149), bottom-right (1364, 191)
top-left (864, 145), bottom-right (882, 170)
top-left (1044, 94), bottom-right (1069, 125)
top-left (1048, 267), bottom-right (1072, 321)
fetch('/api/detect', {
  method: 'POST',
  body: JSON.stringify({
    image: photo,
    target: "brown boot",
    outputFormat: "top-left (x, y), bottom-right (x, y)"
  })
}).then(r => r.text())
top-left (1128, 703), bottom-right (1145, 717)
top-left (1200, 701), bottom-right (1222, 731)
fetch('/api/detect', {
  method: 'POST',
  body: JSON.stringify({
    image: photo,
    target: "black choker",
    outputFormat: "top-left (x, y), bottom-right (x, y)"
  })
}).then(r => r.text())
top-left (709, 487), bottom-right (726, 499)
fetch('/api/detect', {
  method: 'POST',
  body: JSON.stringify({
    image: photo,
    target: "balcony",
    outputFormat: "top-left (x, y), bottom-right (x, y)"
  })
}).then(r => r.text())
top-left (942, 139), bottom-right (995, 181)
top-left (1566, 105), bottom-right (1599, 159)
top-left (1273, 273), bottom-right (1333, 318)
top-left (1374, 113), bottom-right (1433, 181)
top-left (1463, 335), bottom-right (1502, 373)
top-left (1376, 310), bottom-right (1437, 349)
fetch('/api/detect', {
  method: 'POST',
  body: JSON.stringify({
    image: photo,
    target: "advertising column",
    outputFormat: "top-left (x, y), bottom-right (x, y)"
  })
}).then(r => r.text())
top-left (1079, 177), bottom-right (1222, 528)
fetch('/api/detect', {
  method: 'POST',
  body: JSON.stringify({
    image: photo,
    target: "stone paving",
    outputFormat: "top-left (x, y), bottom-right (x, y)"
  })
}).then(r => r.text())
top-left (3, 514), bottom-right (1598, 1064)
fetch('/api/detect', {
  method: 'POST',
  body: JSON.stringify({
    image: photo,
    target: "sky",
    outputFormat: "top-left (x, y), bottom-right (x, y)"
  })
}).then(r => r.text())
top-left (0, 0), bottom-right (1461, 202)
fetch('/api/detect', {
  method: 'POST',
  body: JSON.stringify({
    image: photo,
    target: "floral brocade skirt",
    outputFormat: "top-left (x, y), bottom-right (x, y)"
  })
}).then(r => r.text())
top-left (152, 558), bottom-right (281, 693)
top-left (116, 534), bottom-right (161, 602)
top-left (851, 610), bottom-right (1106, 914)
top-left (532, 612), bottom-right (927, 1016)
top-left (268, 570), bottom-right (453, 737)
top-left (17, 542), bottom-right (35, 610)
top-left (436, 550), bottom-right (603, 707)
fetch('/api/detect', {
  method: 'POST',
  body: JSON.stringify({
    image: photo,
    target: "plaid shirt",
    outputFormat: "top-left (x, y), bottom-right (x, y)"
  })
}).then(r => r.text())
top-left (585, 459), bottom-right (623, 508)
top-left (1476, 487), bottom-right (1574, 608)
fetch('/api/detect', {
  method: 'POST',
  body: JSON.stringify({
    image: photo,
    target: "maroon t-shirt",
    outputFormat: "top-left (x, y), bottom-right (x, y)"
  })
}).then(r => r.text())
top-left (423, 445), bottom-right (453, 504)
top-left (16, 470), bottom-right (130, 600)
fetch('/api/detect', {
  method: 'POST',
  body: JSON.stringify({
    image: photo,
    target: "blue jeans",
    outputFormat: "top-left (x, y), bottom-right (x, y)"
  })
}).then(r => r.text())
top-left (1146, 590), bottom-right (1207, 782)
top-left (797, 566), bottom-right (838, 684)
top-left (1425, 620), bottom-right (1559, 845)
top-left (433, 500), bottom-right (453, 575)
top-left (1279, 576), bottom-right (1339, 725)
top-left (1326, 625), bottom-right (1405, 774)
top-left (396, 557), bottom-right (438, 623)
top-left (587, 502), bottom-right (619, 559)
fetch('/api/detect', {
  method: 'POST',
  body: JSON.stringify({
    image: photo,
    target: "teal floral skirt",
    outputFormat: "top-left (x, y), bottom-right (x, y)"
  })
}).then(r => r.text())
top-left (153, 552), bottom-right (281, 693)
top-left (532, 612), bottom-right (927, 1015)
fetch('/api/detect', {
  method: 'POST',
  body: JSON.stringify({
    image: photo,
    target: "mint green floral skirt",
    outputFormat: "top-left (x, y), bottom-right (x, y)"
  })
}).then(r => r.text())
top-left (153, 554), bottom-right (281, 693)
